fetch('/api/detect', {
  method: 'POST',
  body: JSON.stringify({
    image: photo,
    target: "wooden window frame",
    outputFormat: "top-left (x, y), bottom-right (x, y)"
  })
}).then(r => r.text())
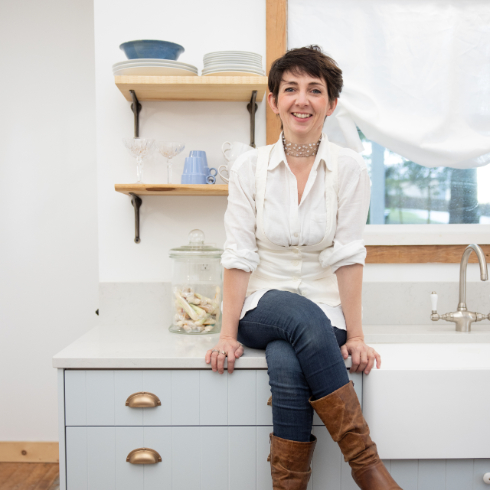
top-left (265, 0), bottom-right (490, 263)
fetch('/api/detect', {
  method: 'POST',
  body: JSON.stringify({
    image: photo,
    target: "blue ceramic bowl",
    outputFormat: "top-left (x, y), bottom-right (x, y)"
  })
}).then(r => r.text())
top-left (119, 40), bottom-right (185, 60)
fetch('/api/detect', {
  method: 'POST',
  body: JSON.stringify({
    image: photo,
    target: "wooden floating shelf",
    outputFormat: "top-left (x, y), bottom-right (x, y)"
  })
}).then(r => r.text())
top-left (115, 76), bottom-right (268, 102)
top-left (115, 184), bottom-right (229, 196)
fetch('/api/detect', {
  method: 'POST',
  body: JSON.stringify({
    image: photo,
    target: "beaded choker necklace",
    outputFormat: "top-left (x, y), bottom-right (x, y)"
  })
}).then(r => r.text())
top-left (282, 134), bottom-right (322, 157)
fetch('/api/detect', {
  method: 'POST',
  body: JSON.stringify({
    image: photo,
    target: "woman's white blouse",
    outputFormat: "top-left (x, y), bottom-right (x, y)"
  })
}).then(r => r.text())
top-left (220, 136), bottom-right (371, 330)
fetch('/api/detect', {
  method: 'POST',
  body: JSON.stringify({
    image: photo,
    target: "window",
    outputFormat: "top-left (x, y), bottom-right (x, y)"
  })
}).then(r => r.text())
top-left (360, 130), bottom-right (490, 226)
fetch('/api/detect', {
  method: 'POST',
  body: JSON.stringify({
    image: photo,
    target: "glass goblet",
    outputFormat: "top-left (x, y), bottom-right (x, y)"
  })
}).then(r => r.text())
top-left (156, 141), bottom-right (186, 184)
top-left (122, 137), bottom-right (156, 183)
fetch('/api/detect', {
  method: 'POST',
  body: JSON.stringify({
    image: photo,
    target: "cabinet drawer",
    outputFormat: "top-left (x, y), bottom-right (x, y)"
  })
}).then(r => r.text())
top-left (66, 426), bottom-right (274, 490)
top-left (65, 369), bottom-right (362, 428)
top-left (65, 369), bottom-right (273, 426)
top-left (65, 425), bottom-right (358, 490)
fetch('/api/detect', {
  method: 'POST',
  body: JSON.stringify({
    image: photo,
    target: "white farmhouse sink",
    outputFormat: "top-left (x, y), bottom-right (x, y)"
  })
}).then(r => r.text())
top-left (363, 343), bottom-right (490, 459)
top-left (367, 342), bottom-right (490, 370)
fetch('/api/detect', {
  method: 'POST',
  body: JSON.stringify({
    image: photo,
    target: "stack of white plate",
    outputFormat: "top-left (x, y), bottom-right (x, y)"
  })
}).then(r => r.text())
top-left (202, 51), bottom-right (264, 76)
top-left (113, 59), bottom-right (198, 77)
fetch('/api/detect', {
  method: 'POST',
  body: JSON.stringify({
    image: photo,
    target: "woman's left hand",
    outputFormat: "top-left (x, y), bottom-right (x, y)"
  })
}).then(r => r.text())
top-left (340, 337), bottom-right (381, 374)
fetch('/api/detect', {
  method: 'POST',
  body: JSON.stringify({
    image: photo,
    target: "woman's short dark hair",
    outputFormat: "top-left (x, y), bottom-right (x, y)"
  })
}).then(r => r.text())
top-left (268, 45), bottom-right (343, 106)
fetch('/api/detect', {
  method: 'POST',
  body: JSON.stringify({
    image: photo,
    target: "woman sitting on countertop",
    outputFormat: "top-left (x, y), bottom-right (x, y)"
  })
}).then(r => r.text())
top-left (205, 45), bottom-right (401, 490)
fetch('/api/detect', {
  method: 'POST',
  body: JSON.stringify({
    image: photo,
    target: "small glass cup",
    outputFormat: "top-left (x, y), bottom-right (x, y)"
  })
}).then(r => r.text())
top-left (156, 141), bottom-right (185, 184)
top-left (122, 137), bottom-right (155, 183)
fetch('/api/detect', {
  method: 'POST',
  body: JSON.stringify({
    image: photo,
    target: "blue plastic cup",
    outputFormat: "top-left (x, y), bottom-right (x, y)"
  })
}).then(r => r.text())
top-left (189, 150), bottom-right (217, 184)
top-left (189, 150), bottom-right (207, 161)
top-left (182, 156), bottom-right (207, 184)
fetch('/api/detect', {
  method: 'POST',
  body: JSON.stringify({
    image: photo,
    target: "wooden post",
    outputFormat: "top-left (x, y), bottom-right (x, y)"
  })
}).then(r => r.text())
top-left (266, 0), bottom-right (288, 145)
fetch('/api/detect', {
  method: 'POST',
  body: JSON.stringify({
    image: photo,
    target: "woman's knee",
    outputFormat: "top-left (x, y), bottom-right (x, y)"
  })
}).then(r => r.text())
top-left (266, 340), bottom-right (304, 380)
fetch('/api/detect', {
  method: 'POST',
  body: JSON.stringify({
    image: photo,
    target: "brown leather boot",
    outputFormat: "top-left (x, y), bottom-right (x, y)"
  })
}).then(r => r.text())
top-left (268, 432), bottom-right (317, 489)
top-left (309, 381), bottom-right (402, 490)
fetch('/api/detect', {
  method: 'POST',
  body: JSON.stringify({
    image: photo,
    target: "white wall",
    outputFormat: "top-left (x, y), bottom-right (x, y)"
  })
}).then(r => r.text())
top-left (0, 0), bottom-right (98, 441)
top-left (94, 0), bottom-right (266, 282)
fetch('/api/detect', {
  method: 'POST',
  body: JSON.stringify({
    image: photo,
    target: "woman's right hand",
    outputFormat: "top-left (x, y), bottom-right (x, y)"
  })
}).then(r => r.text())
top-left (205, 336), bottom-right (244, 374)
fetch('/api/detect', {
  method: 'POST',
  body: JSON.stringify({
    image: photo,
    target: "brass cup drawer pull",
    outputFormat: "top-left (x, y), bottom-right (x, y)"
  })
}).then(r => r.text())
top-left (267, 395), bottom-right (272, 406)
top-left (125, 391), bottom-right (162, 408)
top-left (126, 447), bottom-right (162, 464)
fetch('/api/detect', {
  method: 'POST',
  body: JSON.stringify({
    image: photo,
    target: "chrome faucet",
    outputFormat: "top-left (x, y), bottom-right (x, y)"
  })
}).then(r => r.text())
top-left (431, 244), bottom-right (490, 332)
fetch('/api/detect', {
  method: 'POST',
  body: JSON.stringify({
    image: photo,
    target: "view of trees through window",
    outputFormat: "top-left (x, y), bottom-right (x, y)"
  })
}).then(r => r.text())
top-left (359, 130), bottom-right (490, 225)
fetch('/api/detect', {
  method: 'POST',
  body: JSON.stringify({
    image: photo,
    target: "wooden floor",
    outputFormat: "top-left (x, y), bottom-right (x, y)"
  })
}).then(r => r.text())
top-left (0, 463), bottom-right (59, 490)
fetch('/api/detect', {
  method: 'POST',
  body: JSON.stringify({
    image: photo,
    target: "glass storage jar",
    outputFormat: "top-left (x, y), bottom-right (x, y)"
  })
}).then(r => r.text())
top-left (169, 229), bottom-right (223, 335)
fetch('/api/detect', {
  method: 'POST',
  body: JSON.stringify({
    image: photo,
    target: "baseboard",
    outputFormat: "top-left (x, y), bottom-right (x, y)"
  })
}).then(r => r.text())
top-left (0, 441), bottom-right (59, 463)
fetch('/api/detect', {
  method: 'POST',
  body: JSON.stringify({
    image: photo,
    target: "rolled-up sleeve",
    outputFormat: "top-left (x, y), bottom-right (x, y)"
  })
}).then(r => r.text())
top-left (319, 153), bottom-right (371, 273)
top-left (221, 153), bottom-right (260, 272)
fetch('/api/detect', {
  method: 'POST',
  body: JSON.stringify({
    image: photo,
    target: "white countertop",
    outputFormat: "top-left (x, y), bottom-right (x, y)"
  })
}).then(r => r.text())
top-left (53, 324), bottom-right (268, 369)
top-left (361, 323), bottom-right (490, 343)
top-left (52, 324), bottom-right (490, 369)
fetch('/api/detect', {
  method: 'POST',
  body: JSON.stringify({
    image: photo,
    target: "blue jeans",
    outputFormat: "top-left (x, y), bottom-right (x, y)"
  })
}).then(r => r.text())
top-left (237, 289), bottom-right (349, 442)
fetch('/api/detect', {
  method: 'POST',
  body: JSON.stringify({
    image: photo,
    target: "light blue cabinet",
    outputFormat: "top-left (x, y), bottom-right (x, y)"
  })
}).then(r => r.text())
top-left (58, 368), bottom-right (489, 489)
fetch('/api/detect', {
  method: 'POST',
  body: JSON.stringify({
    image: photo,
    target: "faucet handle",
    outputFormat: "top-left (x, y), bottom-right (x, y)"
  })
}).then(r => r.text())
top-left (430, 292), bottom-right (440, 321)
top-left (431, 292), bottom-right (438, 312)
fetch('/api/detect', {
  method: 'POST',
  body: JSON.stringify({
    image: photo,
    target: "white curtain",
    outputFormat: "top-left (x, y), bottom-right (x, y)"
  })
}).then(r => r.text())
top-left (289, 0), bottom-right (490, 169)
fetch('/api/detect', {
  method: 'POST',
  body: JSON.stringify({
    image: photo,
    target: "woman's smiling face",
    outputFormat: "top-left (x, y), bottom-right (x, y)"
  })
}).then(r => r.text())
top-left (268, 70), bottom-right (337, 142)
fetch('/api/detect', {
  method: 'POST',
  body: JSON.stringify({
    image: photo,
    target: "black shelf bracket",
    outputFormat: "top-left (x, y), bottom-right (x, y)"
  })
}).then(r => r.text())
top-left (130, 90), bottom-right (142, 138)
top-left (129, 192), bottom-right (142, 243)
top-left (247, 90), bottom-right (258, 148)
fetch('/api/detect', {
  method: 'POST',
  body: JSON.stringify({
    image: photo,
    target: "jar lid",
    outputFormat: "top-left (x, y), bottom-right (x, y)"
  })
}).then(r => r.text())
top-left (169, 229), bottom-right (223, 258)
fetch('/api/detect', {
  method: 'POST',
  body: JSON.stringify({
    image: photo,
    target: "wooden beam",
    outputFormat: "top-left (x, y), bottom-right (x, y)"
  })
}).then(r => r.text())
top-left (266, 0), bottom-right (288, 144)
top-left (0, 442), bottom-right (59, 463)
top-left (366, 245), bottom-right (490, 263)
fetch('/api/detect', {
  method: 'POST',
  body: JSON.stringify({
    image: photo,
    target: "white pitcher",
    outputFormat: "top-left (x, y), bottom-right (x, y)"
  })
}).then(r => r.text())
top-left (219, 141), bottom-right (253, 183)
